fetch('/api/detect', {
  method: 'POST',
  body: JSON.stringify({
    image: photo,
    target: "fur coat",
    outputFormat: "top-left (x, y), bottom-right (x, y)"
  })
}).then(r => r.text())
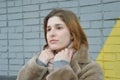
top-left (16, 45), bottom-right (104, 80)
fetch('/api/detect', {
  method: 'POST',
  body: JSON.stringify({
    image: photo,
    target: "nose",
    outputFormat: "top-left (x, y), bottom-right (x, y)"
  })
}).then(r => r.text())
top-left (49, 29), bottom-right (56, 37)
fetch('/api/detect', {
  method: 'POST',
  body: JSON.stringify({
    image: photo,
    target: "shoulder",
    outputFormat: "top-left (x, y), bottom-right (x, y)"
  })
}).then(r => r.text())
top-left (83, 61), bottom-right (103, 73)
top-left (80, 61), bottom-right (104, 80)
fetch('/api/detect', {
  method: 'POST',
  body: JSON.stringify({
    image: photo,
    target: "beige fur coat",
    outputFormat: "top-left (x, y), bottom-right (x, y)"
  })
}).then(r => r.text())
top-left (17, 45), bottom-right (104, 80)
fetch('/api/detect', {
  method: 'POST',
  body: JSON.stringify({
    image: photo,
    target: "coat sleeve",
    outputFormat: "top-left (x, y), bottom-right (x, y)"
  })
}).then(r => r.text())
top-left (46, 65), bottom-right (78, 80)
top-left (16, 55), bottom-right (48, 80)
top-left (79, 61), bottom-right (104, 80)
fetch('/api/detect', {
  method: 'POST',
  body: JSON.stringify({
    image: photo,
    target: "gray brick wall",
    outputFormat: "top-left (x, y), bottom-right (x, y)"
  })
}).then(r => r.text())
top-left (0, 0), bottom-right (120, 79)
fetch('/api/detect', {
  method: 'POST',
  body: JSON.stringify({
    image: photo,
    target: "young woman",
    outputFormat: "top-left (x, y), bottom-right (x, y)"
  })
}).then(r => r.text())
top-left (17, 8), bottom-right (103, 80)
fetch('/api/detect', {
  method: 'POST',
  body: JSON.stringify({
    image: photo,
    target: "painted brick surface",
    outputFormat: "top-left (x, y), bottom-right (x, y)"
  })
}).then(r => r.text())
top-left (0, 0), bottom-right (120, 80)
top-left (97, 19), bottom-right (120, 80)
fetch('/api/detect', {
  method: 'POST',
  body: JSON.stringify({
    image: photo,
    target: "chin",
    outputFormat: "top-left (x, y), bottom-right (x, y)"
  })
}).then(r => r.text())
top-left (50, 46), bottom-right (65, 51)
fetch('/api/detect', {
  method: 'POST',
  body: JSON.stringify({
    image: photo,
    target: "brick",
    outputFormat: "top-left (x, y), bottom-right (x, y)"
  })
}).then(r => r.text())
top-left (16, 53), bottom-right (24, 58)
top-left (9, 65), bottom-right (22, 71)
top-left (8, 27), bottom-right (15, 33)
top-left (108, 37), bottom-right (120, 45)
top-left (15, 26), bottom-right (23, 33)
top-left (88, 37), bottom-right (102, 45)
top-left (23, 5), bottom-right (39, 11)
top-left (80, 12), bottom-right (102, 21)
top-left (9, 59), bottom-right (23, 65)
top-left (81, 21), bottom-right (90, 28)
top-left (80, 4), bottom-right (102, 14)
top-left (0, 33), bottom-right (7, 39)
top-left (0, 2), bottom-right (6, 8)
top-left (9, 46), bottom-right (23, 52)
top-left (0, 53), bottom-right (8, 58)
top-left (23, 12), bottom-right (39, 18)
top-left (40, 39), bottom-right (46, 45)
top-left (24, 18), bottom-right (39, 25)
top-left (8, 6), bottom-right (22, 13)
top-left (9, 40), bottom-right (23, 46)
top-left (0, 14), bottom-right (6, 20)
top-left (24, 39), bottom-right (40, 46)
top-left (24, 32), bottom-right (39, 39)
top-left (91, 21), bottom-right (102, 28)
top-left (103, 2), bottom-right (120, 12)
top-left (24, 46), bottom-right (40, 52)
top-left (103, 11), bottom-right (120, 19)
top-left (39, 0), bottom-right (49, 3)
top-left (9, 71), bottom-right (18, 76)
top-left (24, 52), bottom-right (33, 58)
top-left (103, 28), bottom-right (112, 36)
top-left (0, 40), bottom-right (7, 46)
top-left (46, 0), bottom-right (57, 1)
top-left (90, 52), bottom-right (99, 60)
top-left (0, 65), bottom-right (8, 70)
top-left (65, 7), bottom-right (78, 15)
top-left (0, 71), bottom-right (8, 76)
top-left (24, 26), bottom-right (32, 32)
top-left (1, 27), bottom-right (8, 33)
top-left (31, 0), bottom-right (40, 4)
top-left (8, 13), bottom-right (22, 20)
top-left (40, 10), bottom-right (51, 17)
top-left (40, 24), bottom-right (44, 31)
top-left (9, 52), bottom-right (23, 59)
top-left (84, 29), bottom-right (101, 37)
top-left (89, 44), bottom-right (101, 52)
top-left (40, 31), bottom-right (45, 38)
top-left (23, 0), bottom-right (31, 5)
top-left (15, 0), bottom-right (22, 6)
top-left (0, 8), bottom-right (6, 14)
top-left (103, 20), bottom-right (115, 28)
top-left (59, 1), bottom-right (78, 8)
top-left (7, 1), bottom-right (15, 7)
top-left (0, 46), bottom-right (7, 52)
top-left (8, 20), bottom-right (23, 26)
top-left (9, 53), bottom-right (16, 58)
top-left (103, 53), bottom-right (116, 61)
top-left (40, 17), bottom-right (44, 25)
top-left (102, 0), bottom-right (118, 3)
top-left (31, 25), bottom-right (40, 32)
top-left (103, 45), bottom-right (120, 53)
top-left (8, 33), bottom-right (23, 39)
top-left (80, 0), bottom-right (101, 6)
top-left (0, 59), bottom-right (8, 64)
top-left (40, 2), bottom-right (58, 10)
top-left (0, 21), bottom-right (7, 27)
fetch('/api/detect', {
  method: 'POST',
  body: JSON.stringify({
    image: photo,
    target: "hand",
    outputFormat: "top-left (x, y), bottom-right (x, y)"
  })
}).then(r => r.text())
top-left (54, 48), bottom-right (74, 63)
top-left (38, 48), bottom-right (54, 65)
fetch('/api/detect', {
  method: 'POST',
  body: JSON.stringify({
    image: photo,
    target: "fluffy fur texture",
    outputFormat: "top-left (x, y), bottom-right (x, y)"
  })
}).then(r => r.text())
top-left (17, 45), bottom-right (104, 80)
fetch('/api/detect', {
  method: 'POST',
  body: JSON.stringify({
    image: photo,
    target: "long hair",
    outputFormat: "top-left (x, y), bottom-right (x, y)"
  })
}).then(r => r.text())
top-left (44, 8), bottom-right (88, 50)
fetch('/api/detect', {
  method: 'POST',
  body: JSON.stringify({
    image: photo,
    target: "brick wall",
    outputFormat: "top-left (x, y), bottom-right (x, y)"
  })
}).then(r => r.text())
top-left (0, 0), bottom-right (120, 79)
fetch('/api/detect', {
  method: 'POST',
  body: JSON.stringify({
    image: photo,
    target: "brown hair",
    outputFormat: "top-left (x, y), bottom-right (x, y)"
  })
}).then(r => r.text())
top-left (44, 8), bottom-right (88, 50)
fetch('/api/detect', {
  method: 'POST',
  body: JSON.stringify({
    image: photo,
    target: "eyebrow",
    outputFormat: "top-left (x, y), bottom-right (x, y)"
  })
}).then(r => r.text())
top-left (47, 24), bottom-right (63, 28)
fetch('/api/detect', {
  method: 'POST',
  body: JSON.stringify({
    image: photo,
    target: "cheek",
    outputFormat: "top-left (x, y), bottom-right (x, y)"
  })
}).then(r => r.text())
top-left (60, 34), bottom-right (71, 44)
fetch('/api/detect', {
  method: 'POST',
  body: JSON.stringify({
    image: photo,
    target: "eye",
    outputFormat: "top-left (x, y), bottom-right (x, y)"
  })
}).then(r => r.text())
top-left (56, 26), bottom-right (62, 29)
top-left (46, 27), bottom-right (51, 32)
top-left (56, 25), bottom-right (63, 30)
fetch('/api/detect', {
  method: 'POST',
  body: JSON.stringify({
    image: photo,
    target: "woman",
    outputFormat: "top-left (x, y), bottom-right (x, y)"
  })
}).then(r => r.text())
top-left (17, 8), bottom-right (103, 80)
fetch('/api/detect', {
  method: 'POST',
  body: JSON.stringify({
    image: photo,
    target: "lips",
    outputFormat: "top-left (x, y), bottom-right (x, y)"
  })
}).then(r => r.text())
top-left (49, 39), bottom-right (58, 44)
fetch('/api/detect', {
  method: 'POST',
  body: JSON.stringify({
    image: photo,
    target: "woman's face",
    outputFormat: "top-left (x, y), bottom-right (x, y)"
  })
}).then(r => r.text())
top-left (46, 16), bottom-right (72, 51)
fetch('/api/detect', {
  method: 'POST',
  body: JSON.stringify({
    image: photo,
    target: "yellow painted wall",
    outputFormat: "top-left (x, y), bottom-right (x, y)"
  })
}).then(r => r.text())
top-left (96, 18), bottom-right (120, 80)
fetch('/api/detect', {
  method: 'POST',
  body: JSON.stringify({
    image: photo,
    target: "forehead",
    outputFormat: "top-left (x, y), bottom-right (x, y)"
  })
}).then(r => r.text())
top-left (47, 16), bottom-right (65, 26)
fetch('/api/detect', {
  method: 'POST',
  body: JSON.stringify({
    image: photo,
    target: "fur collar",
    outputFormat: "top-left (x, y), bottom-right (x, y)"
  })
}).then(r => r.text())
top-left (70, 45), bottom-right (91, 75)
